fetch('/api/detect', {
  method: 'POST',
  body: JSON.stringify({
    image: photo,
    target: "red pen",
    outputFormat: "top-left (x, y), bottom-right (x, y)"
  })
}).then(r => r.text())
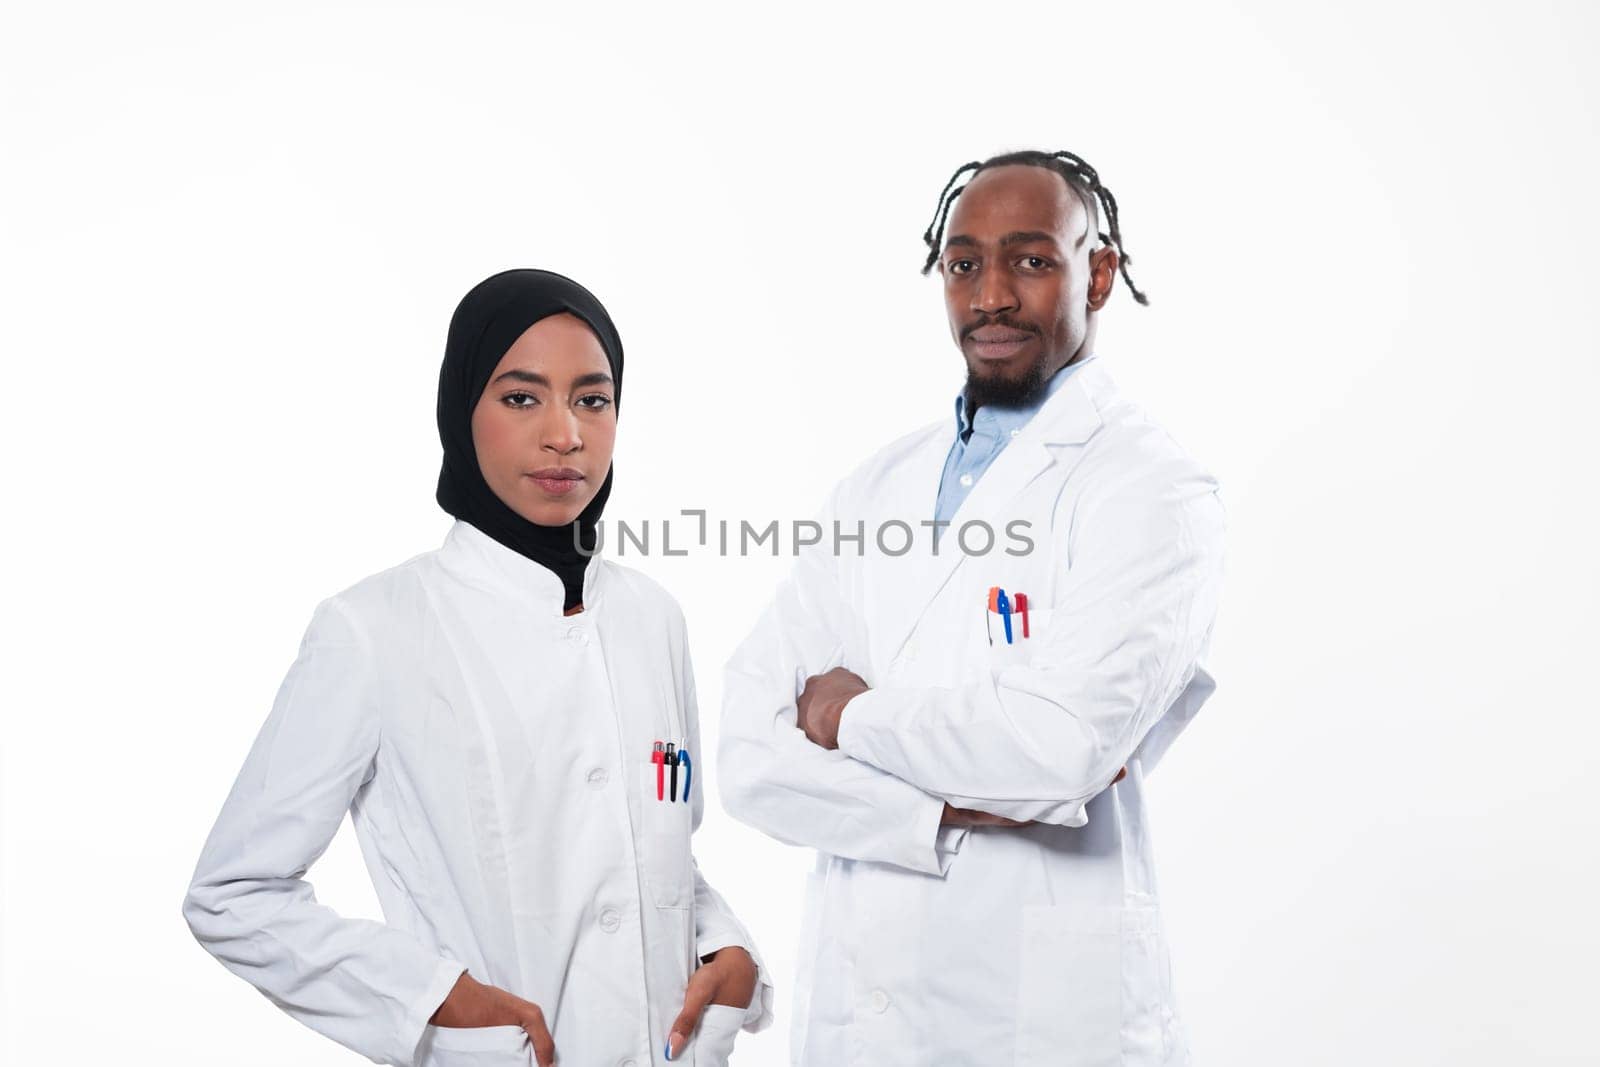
top-left (1015, 593), bottom-right (1030, 638)
top-left (651, 741), bottom-right (665, 801)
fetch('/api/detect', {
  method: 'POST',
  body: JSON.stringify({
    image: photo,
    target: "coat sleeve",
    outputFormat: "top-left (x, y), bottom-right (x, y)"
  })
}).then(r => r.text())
top-left (181, 596), bottom-right (467, 1067)
top-left (719, 485), bottom-right (962, 876)
top-left (835, 464), bottom-right (1227, 827)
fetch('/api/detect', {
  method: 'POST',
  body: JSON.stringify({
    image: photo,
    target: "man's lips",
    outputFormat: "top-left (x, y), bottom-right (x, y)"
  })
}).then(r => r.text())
top-left (965, 326), bottom-right (1036, 361)
top-left (525, 468), bottom-right (585, 496)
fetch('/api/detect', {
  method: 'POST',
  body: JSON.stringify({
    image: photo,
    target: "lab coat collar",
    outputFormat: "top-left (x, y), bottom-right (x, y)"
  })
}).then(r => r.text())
top-left (871, 357), bottom-right (1114, 660)
top-left (438, 518), bottom-right (605, 615)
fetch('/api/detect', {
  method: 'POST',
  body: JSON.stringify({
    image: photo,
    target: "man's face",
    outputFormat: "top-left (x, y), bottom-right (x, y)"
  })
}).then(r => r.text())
top-left (937, 165), bottom-right (1102, 406)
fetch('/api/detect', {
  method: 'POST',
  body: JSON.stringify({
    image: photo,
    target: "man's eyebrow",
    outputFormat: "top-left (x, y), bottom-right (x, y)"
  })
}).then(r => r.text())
top-left (943, 231), bottom-right (1064, 252)
top-left (999, 230), bottom-right (1062, 248)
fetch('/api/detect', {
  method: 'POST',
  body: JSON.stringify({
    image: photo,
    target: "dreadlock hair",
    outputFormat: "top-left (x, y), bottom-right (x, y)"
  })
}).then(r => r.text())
top-left (919, 148), bottom-right (1149, 307)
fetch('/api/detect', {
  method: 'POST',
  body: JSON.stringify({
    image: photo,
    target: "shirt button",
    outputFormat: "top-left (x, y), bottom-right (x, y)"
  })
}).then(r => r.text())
top-left (622, 1061), bottom-right (638, 1067)
top-left (586, 767), bottom-right (609, 788)
top-left (1010, 428), bottom-right (1022, 438)
top-left (903, 640), bottom-right (918, 658)
top-left (958, 473), bottom-right (974, 488)
top-left (869, 989), bottom-right (890, 1013)
top-left (566, 627), bottom-right (588, 646)
top-left (598, 908), bottom-right (621, 932)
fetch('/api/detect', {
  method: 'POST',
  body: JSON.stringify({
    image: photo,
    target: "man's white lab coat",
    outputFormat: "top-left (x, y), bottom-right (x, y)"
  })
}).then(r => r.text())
top-left (720, 358), bottom-right (1225, 1066)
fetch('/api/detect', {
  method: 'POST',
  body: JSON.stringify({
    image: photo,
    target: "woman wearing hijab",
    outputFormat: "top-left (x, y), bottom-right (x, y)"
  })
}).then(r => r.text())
top-left (183, 269), bottom-right (772, 1067)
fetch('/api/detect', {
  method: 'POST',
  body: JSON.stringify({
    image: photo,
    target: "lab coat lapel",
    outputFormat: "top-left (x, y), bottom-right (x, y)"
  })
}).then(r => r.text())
top-left (871, 361), bottom-right (1108, 662)
top-left (859, 424), bottom-right (950, 668)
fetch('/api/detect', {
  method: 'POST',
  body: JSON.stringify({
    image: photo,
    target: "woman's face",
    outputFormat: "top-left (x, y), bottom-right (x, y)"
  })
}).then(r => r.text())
top-left (471, 312), bottom-right (617, 527)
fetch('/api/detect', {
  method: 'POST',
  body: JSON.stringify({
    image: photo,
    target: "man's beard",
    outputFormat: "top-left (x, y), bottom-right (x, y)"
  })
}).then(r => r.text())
top-left (963, 347), bottom-right (1055, 409)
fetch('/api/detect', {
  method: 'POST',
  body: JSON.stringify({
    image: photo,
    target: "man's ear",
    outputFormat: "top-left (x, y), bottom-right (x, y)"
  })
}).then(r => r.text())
top-left (1086, 245), bottom-right (1119, 311)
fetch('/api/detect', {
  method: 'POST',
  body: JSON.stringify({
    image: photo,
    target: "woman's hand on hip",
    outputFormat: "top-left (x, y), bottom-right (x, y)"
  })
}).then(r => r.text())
top-left (430, 971), bottom-right (556, 1066)
top-left (666, 946), bottom-right (757, 1060)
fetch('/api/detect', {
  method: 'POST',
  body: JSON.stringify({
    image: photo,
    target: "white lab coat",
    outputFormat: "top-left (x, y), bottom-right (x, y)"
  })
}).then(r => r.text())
top-left (184, 519), bottom-right (773, 1067)
top-left (720, 358), bottom-right (1225, 1066)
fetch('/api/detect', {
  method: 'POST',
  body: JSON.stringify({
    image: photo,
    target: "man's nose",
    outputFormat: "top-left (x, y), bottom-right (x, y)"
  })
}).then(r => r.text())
top-left (972, 267), bottom-right (1019, 315)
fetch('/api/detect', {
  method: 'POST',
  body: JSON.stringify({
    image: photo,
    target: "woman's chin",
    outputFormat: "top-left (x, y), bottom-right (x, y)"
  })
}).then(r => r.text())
top-left (506, 491), bottom-right (590, 528)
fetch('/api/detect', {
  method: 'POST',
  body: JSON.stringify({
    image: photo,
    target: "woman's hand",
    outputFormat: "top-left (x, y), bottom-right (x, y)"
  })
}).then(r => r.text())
top-left (430, 971), bottom-right (556, 1066)
top-left (665, 946), bottom-right (758, 1060)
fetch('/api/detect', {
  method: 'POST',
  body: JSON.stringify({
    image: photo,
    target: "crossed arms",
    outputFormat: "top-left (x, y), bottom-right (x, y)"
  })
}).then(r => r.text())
top-left (718, 464), bottom-right (1226, 876)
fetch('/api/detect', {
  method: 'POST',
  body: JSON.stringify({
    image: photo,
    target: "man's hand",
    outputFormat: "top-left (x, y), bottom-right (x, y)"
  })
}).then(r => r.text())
top-left (941, 803), bottom-right (1032, 827)
top-left (795, 666), bottom-right (869, 750)
top-left (939, 768), bottom-right (1127, 828)
top-left (429, 971), bottom-right (556, 1066)
top-left (666, 946), bottom-right (758, 1060)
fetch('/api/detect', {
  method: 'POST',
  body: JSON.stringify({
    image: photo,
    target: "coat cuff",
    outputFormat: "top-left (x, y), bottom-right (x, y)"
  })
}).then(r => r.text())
top-left (839, 690), bottom-right (962, 875)
top-left (695, 937), bottom-right (776, 1033)
top-left (401, 958), bottom-right (469, 1066)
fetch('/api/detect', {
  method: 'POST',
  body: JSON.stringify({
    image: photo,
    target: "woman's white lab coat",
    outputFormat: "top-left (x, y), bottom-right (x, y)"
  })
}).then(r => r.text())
top-left (183, 519), bottom-right (773, 1067)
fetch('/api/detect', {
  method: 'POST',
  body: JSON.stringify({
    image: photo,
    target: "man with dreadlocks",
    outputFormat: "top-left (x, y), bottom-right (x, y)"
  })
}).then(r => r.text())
top-left (720, 148), bottom-right (1226, 1065)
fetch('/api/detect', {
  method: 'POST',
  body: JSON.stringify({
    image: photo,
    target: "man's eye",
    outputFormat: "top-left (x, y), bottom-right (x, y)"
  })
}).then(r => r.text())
top-left (947, 259), bottom-right (975, 274)
top-left (1022, 256), bottom-right (1050, 270)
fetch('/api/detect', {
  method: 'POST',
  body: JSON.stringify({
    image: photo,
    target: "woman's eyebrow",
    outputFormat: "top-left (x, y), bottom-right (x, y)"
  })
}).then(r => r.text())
top-left (489, 369), bottom-right (614, 388)
top-left (491, 369), bottom-right (548, 386)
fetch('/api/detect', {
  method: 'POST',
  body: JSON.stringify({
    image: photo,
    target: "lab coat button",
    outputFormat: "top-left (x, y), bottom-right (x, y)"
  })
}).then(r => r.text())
top-left (869, 989), bottom-right (890, 1013)
top-left (958, 473), bottom-right (974, 488)
top-left (622, 1061), bottom-right (638, 1067)
top-left (565, 626), bottom-right (588, 645)
top-left (903, 639), bottom-right (917, 658)
top-left (586, 767), bottom-right (608, 788)
top-left (1010, 427), bottom-right (1021, 438)
top-left (598, 907), bottom-right (621, 932)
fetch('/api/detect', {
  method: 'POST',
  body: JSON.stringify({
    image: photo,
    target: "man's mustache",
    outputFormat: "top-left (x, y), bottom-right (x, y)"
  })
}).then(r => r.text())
top-left (960, 315), bottom-right (1041, 342)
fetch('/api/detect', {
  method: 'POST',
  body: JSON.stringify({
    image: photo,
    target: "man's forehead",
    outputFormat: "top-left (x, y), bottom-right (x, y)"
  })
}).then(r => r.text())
top-left (946, 165), bottom-right (1091, 246)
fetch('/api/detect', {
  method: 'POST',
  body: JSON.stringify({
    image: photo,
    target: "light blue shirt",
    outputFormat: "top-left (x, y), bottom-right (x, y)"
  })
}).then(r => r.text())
top-left (934, 355), bottom-right (1094, 526)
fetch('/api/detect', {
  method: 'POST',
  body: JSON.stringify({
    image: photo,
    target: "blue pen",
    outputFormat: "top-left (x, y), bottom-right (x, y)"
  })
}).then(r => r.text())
top-left (679, 748), bottom-right (692, 802)
top-left (997, 588), bottom-right (1013, 644)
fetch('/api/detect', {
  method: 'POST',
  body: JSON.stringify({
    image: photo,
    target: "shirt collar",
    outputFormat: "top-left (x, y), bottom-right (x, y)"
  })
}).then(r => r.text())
top-left (954, 353), bottom-right (1097, 442)
top-left (438, 518), bottom-right (605, 615)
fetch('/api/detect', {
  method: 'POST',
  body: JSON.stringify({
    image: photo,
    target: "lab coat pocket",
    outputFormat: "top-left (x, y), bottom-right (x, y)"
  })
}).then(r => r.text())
top-left (419, 1023), bottom-right (532, 1066)
top-left (1013, 903), bottom-right (1155, 1066)
top-left (985, 606), bottom-right (1053, 670)
top-left (689, 1003), bottom-right (746, 1067)
top-left (638, 761), bottom-right (693, 909)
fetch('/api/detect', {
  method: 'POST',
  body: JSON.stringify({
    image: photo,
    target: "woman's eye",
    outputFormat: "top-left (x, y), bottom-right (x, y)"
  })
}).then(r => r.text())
top-left (504, 391), bottom-right (538, 408)
top-left (577, 394), bottom-right (613, 411)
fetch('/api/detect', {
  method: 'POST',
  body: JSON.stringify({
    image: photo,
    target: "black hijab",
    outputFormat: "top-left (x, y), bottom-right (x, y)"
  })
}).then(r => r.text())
top-left (435, 269), bottom-right (624, 611)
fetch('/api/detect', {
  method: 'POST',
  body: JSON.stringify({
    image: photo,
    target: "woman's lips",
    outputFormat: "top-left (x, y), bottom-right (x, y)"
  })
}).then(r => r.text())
top-left (526, 470), bottom-right (585, 496)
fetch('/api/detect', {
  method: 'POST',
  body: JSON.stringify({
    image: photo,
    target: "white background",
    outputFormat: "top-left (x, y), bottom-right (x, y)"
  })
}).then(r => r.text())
top-left (4, 2), bottom-right (1598, 1064)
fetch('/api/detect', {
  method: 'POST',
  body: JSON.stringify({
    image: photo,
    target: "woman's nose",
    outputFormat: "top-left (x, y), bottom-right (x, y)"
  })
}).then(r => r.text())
top-left (541, 410), bottom-right (582, 454)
